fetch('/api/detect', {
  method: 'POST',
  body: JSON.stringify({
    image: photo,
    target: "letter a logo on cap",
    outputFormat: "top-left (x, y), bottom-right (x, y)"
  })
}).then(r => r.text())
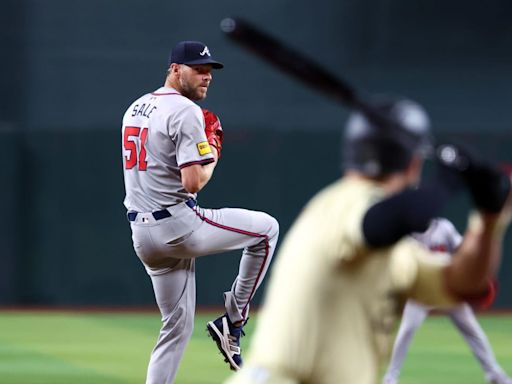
top-left (199, 46), bottom-right (211, 57)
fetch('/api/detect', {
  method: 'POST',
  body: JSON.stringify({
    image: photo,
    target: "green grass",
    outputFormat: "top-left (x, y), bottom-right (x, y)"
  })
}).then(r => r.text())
top-left (0, 311), bottom-right (510, 383)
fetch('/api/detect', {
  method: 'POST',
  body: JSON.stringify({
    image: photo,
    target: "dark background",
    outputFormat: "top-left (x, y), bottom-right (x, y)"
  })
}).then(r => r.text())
top-left (1, 0), bottom-right (511, 307)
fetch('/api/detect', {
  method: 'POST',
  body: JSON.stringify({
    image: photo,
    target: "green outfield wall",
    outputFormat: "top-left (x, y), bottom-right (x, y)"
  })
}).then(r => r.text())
top-left (1, 129), bottom-right (511, 307)
top-left (1, 0), bottom-right (512, 307)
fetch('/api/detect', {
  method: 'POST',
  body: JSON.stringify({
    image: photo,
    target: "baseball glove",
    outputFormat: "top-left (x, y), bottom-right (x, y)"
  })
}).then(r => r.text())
top-left (202, 108), bottom-right (224, 157)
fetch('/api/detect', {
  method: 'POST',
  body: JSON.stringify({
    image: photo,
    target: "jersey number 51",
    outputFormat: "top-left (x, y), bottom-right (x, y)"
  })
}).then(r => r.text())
top-left (124, 126), bottom-right (148, 171)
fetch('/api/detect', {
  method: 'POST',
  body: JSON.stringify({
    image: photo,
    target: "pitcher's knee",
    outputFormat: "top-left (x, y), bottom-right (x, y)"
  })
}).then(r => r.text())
top-left (264, 214), bottom-right (279, 239)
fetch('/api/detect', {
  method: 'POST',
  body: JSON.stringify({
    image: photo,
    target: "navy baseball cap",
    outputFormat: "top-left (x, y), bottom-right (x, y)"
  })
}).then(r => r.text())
top-left (168, 41), bottom-right (224, 69)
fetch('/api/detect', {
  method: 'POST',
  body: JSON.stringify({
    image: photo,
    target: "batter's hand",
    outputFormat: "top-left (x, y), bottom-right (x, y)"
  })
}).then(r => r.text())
top-left (202, 108), bottom-right (224, 158)
top-left (435, 143), bottom-right (511, 213)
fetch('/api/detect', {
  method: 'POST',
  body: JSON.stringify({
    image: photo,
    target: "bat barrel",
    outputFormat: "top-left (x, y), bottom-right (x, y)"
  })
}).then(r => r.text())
top-left (220, 17), bottom-right (360, 107)
top-left (220, 17), bottom-right (424, 148)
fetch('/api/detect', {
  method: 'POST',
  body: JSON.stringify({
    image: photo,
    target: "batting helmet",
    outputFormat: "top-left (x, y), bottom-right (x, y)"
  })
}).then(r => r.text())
top-left (342, 98), bottom-right (431, 177)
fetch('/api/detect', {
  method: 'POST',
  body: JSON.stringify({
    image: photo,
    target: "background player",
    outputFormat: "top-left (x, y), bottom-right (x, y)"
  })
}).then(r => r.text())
top-left (121, 40), bottom-right (279, 383)
top-left (383, 218), bottom-right (512, 384)
top-left (225, 98), bottom-right (512, 384)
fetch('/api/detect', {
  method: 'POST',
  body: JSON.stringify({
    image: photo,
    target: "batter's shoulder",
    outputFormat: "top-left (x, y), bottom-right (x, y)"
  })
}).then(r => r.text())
top-left (303, 178), bottom-right (376, 214)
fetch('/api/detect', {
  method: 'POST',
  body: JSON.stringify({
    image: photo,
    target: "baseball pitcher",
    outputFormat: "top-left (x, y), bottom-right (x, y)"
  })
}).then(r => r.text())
top-left (122, 40), bottom-right (279, 383)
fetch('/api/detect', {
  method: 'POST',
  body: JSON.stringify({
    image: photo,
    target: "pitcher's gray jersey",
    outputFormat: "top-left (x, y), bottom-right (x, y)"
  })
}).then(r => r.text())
top-left (122, 86), bottom-right (214, 212)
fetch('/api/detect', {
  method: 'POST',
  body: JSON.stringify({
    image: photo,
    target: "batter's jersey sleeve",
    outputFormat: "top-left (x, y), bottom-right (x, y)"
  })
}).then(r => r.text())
top-left (173, 104), bottom-right (215, 169)
top-left (388, 238), bottom-right (457, 308)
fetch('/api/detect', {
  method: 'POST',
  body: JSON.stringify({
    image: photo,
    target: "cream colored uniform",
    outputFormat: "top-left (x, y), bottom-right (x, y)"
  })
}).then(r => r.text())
top-left (226, 177), bottom-right (458, 384)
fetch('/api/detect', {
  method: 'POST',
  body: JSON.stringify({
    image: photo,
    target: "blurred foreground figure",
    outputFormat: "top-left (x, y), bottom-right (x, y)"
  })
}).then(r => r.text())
top-left (226, 98), bottom-right (512, 384)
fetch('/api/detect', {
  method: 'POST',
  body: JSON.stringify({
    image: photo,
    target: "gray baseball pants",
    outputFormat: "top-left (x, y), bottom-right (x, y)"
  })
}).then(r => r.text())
top-left (129, 200), bottom-right (279, 384)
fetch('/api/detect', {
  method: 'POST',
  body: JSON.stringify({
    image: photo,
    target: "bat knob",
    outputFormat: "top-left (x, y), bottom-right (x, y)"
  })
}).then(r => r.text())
top-left (220, 18), bottom-right (236, 33)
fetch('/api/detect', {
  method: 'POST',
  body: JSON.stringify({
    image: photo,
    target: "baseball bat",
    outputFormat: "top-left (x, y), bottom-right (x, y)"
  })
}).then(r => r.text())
top-left (219, 17), bottom-right (390, 128)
